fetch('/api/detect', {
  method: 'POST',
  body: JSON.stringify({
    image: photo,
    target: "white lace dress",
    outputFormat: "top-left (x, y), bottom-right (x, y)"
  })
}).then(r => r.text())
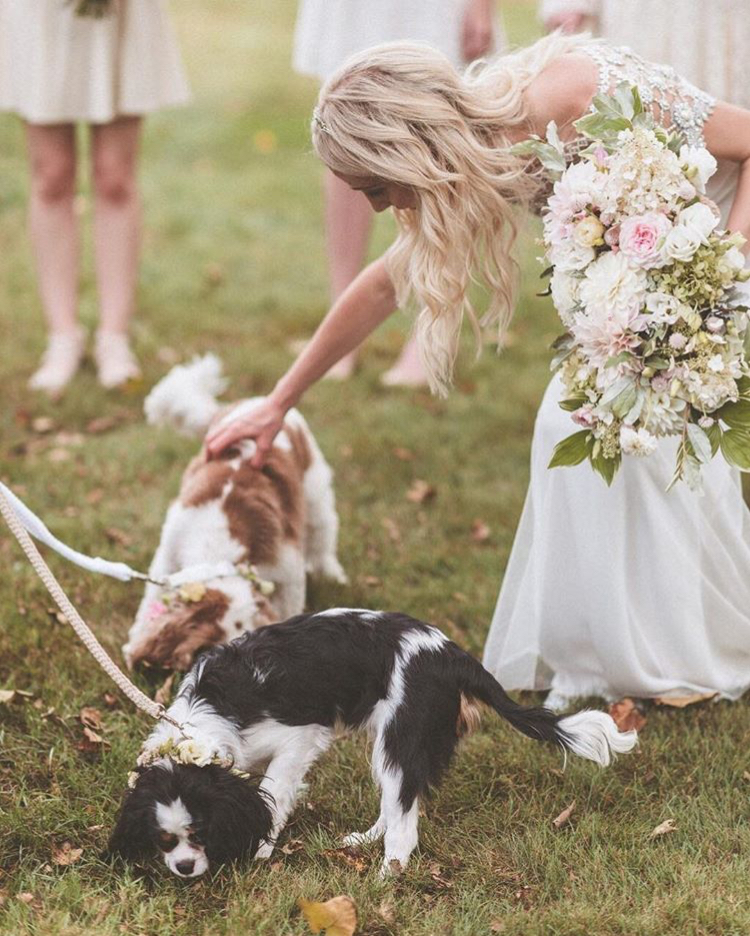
top-left (539, 0), bottom-right (750, 109)
top-left (482, 42), bottom-right (750, 704)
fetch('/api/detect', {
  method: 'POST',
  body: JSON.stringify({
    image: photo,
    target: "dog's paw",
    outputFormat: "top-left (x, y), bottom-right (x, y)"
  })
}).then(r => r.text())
top-left (342, 831), bottom-right (369, 847)
top-left (254, 841), bottom-right (275, 860)
top-left (379, 857), bottom-right (405, 879)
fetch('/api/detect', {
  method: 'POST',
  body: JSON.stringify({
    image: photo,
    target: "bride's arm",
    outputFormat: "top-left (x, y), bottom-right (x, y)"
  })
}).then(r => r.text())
top-left (205, 255), bottom-right (397, 461)
top-left (703, 103), bottom-right (750, 247)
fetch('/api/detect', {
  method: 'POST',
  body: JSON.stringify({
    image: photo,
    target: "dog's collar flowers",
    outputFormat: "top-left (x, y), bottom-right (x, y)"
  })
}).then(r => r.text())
top-left (148, 564), bottom-right (275, 621)
top-left (129, 737), bottom-right (251, 788)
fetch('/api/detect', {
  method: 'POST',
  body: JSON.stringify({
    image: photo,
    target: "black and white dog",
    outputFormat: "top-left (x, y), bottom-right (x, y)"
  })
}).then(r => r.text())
top-left (109, 610), bottom-right (637, 877)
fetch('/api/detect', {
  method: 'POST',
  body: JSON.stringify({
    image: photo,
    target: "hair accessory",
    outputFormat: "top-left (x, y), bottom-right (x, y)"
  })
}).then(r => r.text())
top-left (313, 110), bottom-right (330, 135)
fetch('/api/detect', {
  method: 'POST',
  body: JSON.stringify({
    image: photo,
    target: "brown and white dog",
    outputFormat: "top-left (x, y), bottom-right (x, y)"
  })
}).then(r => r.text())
top-left (123, 355), bottom-right (346, 671)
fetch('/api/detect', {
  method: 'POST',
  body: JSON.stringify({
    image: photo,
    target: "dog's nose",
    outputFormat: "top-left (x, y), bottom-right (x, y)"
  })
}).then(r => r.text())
top-left (175, 859), bottom-right (195, 876)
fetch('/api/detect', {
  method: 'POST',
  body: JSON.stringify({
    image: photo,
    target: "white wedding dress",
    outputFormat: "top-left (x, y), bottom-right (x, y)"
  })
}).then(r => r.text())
top-left (482, 42), bottom-right (750, 705)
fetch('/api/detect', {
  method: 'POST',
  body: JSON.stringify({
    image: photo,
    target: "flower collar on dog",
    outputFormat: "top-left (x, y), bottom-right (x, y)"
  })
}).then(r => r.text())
top-left (128, 737), bottom-right (251, 789)
top-left (146, 563), bottom-right (275, 622)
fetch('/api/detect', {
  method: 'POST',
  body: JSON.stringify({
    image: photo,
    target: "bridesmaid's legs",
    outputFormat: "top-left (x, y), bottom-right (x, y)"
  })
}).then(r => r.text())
top-left (323, 168), bottom-right (427, 386)
top-left (323, 168), bottom-right (371, 379)
top-left (90, 116), bottom-right (143, 387)
top-left (26, 122), bottom-right (85, 395)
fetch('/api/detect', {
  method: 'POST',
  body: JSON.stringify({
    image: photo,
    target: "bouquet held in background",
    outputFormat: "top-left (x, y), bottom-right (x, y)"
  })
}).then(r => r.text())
top-left (516, 86), bottom-right (750, 490)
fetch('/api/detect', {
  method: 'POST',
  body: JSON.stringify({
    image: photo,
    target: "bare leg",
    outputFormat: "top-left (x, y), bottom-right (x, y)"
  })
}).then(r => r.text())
top-left (26, 123), bottom-right (85, 395)
top-left (380, 332), bottom-right (429, 388)
top-left (90, 116), bottom-right (143, 387)
top-left (322, 169), bottom-right (372, 380)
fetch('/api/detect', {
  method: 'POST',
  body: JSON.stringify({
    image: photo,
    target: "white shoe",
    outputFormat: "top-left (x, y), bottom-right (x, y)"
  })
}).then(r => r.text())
top-left (94, 331), bottom-right (141, 389)
top-left (28, 327), bottom-right (86, 397)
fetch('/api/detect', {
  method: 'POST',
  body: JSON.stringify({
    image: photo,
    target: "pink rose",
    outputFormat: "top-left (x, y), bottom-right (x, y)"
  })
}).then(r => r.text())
top-left (618, 213), bottom-right (672, 269)
top-left (572, 405), bottom-right (596, 428)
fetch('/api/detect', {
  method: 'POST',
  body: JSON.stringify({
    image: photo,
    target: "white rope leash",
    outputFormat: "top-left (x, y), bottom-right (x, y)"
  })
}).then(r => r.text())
top-left (0, 484), bottom-right (182, 729)
top-left (0, 481), bottom-right (238, 588)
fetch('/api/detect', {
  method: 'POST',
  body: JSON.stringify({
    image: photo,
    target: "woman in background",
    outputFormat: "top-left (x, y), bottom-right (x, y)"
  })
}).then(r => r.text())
top-left (0, 0), bottom-right (190, 396)
top-left (292, 0), bottom-right (504, 385)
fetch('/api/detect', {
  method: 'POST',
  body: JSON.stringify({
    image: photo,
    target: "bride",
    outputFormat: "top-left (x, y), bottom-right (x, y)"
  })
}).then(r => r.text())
top-left (205, 33), bottom-right (750, 708)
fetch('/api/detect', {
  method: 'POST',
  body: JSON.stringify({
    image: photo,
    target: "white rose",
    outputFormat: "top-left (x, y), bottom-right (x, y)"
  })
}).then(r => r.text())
top-left (644, 291), bottom-right (680, 325)
top-left (550, 269), bottom-right (581, 323)
top-left (723, 246), bottom-right (746, 273)
top-left (662, 225), bottom-right (703, 262)
top-left (677, 201), bottom-right (719, 240)
top-left (549, 238), bottom-right (596, 273)
top-left (620, 426), bottom-right (658, 456)
top-left (679, 144), bottom-right (718, 193)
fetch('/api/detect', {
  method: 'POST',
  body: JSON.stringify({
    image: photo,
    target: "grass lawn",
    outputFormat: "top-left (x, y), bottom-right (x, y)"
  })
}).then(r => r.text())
top-left (2, 2), bottom-right (750, 933)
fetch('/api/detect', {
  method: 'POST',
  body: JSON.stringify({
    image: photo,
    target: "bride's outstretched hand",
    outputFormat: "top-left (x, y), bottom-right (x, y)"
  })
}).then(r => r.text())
top-left (205, 397), bottom-right (286, 468)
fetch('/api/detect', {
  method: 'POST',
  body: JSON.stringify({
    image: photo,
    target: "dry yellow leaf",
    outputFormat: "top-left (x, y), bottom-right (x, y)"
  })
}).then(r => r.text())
top-left (649, 819), bottom-right (676, 838)
top-left (552, 800), bottom-right (576, 829)
top-left (52, 842), bottom-right (84, 866)
top-left (299, 895), bottom-right (357, 936)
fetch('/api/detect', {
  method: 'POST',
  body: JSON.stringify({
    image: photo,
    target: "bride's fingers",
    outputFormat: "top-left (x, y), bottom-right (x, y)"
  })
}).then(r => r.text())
top-left (205, 422), bottom-right (246, 458)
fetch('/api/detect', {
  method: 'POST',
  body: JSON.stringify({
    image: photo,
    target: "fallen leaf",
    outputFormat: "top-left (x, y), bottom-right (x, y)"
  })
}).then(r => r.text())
top-left (393, 447), bottom-right (414, 461)
top-left (377, 900), bottom-right (395, 925)
top-left (654, 692), bottom-right (717, 708)
top-left (299, 895), bottom-right (357, 936)
top-left (31, 416), bottom-right (55, 434)
top-left (85, 416), bottom-right (119, 435)
top-left (471, 519), bottom-right (491, 542)
top-left (47, 447), bottom-right (71, 463)
top-left (649, 819), bottom-right (676, 839)
top-left (381, 517), bottom-right (401, 543)
top-left (53, 431), bottom-right (84, 447)
top-left (253, 129), bottom-right (278, 154)
top-left (52, 842), bottom-right (83, 866)
top-left (155, 673), bottom-right (175, 707)
top-left (552, 800), bottom-right (576, 829)
top-left (79, 707), bottom-right (103, 732)
top-left (406, 479), bottom-right (436, 504)
top-left (362, 575), bottom-right (382, 588)
top-left (608, 698), bottom-right (647, 733)
top-left (86, 488), bottom-right (105, 505)
top-left (105, 527), bottom-right (133, 548)
top-left (156, 346), bottom-right (180, 366)
top-left (102, 692), bottom-right (119, 709)
top-left (280, 838), bottom-right (305, 856)
top-left (322, 847), bottom-right (367, 873)
top-left (0, 689), bottom-right (33, 705)
top-left (428, 862), bottom-right (453, 889)
top-left (16, 892), bottom-right (35, 904)
top-left (76, 726), bottom-right (110, 753)
top-left (203, 262), bottom-right (225, 287)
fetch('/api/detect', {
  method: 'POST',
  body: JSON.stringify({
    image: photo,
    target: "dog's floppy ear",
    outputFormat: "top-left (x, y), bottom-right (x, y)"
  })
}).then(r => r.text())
top-left (203, 768), bottom-right (273, 865)
top-left (106, 772), bottom-right (159, 861)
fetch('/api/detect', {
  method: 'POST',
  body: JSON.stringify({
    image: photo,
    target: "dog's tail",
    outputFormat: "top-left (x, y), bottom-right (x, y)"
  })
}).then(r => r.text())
top-left (457, 652), bottom-right (637, 767)
top-left (144, 354), bottom-right (227, 437)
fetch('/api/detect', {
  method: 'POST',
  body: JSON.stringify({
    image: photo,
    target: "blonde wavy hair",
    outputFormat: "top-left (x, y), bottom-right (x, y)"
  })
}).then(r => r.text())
top-left (312, 33), bottom-right (583, 394)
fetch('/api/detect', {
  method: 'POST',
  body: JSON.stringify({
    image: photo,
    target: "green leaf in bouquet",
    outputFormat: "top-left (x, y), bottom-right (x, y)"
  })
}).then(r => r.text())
top-left (716, 397), bottom-right (750, 430)
top-left (720, 429), bottom-right (750, 471)
top-left (574, 112), bottom-right (630, 142)
top-left (644, 356), bottom-right (670, 370)
top-left (548, 430), bottom-right (592, 469)
top-left (559, 395), bottom-right (589, 412)
top-left (510, 138), bottom-right (566, 175)
top-left (550, 332), bottom-right (575, 370)
top-left (599, 376), bottom-right (637, 417)
top-left (686, 423), bottom-right (713, 464)
top-left (591, 449), bottom-right (621, 487)
top-left (706, 422), bottom-right (723, 456)
top-left (604, 351), bottom-right (635, 369)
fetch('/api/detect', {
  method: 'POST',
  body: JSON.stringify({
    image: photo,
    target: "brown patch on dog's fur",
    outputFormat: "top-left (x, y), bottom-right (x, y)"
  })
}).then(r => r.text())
top-left (129, 589), bottom-right (230, 671)
top-left (223, 432), bottom-right (309, 566)
top-left (457, 694), bottom-right (483, 737)
top-left (180, 453), bottom-right (234, 507)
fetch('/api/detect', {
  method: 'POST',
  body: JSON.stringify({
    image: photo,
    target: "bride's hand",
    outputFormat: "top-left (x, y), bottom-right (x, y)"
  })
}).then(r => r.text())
top-left (461, 0), bottom-right (494, 62)
top-left (205, 396), bottom-right (287, 468)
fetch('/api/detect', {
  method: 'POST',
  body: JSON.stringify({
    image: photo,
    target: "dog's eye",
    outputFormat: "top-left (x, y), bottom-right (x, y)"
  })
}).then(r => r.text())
top-left (158, 832), bottom-right (179, 852)
top-left (188, 830), bottom-right (204, 846)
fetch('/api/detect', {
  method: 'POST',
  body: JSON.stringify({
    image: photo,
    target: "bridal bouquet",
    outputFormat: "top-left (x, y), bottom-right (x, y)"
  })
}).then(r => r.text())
top-left (515, 86), bottom-right (750, 489)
